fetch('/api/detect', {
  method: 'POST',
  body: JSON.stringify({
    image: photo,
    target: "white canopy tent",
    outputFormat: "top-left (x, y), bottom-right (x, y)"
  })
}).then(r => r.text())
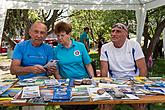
top-left (0, 0), bottom-right (165, 53)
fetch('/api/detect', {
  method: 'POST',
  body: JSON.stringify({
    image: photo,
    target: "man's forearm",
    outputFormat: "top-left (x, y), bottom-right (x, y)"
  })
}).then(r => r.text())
top-left (139, 68), bottom-right (147, 77)
top-left (10, 66), bottom-right (33, 76)
top-left (100, 61), bottom-right (108, 77)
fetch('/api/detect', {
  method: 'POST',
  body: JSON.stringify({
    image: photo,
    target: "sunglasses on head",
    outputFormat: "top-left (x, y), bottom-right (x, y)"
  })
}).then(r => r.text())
top-left (112, 24), bottom-right (128, 32)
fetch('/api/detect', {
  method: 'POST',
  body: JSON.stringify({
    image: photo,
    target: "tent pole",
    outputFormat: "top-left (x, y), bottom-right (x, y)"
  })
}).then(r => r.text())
top-left (136, 6), bottom-right (146, 45)
top-left (163, 29), bottom-right (165, 58)
top-left (0, 0), bottom-right (7, 46)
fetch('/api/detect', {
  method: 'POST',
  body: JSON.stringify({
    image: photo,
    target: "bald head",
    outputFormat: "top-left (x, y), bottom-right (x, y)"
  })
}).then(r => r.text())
top-left (29, 21), bottom-right (48, 46)
top-left (30, 21), bottom-right (47, 34)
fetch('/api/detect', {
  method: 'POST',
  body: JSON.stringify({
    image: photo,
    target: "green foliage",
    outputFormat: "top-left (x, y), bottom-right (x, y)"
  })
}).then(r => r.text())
top-left (4, 9), bottom-right (39, 39)
top-left (70, 10), bottom-right (136, 42)
top-left (28, 10), bottom-right (41, 22)
top-left (89, 52), bottom-right (100, 69)
top-left (147, 5), bottom-right (165, 37)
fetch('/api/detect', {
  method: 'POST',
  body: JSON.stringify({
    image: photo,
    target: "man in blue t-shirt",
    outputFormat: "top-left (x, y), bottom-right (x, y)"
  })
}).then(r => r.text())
top-left (10, 21), bottom-right (57, 80)
top-left (80, 27), bottom-right (90, 52)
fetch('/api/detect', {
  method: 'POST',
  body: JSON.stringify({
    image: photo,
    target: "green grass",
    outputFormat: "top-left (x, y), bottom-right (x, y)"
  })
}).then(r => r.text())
top-left (151, 58), bottom-right (165, 77)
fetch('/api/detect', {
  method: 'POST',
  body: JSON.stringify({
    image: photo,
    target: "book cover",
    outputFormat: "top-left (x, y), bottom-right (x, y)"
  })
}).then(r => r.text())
top-left (53, 87), bottom-right (72, 100)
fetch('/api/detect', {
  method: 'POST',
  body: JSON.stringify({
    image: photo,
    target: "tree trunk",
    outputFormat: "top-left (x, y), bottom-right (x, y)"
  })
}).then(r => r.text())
top-left (45, 10), bottom-right (59, 35)
top-left (146, 18), bottom-right (165, 64)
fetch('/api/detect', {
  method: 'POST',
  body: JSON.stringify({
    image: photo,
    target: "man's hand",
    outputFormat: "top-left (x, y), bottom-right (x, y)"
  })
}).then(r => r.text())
top-left (47, 66), bottom-right (58, 76)
top-left (31, 65), bottom-right (46, 74)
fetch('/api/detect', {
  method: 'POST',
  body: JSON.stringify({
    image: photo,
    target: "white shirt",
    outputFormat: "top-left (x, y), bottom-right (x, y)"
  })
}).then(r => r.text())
top-left (100, 39), bottom-right (144, 78)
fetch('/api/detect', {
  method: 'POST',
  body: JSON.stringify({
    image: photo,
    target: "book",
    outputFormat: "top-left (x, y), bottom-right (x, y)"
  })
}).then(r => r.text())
top-left (53, 87), bottom-right (72, 100)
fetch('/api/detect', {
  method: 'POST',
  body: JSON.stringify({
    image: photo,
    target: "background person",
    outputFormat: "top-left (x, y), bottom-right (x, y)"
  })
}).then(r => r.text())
top-left (10, 21), bottom-right (56, 80)
top-left (80, 27), bottom-right (90, 52)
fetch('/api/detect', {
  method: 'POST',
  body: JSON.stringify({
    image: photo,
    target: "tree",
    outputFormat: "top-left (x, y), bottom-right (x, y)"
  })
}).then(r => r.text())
top-left (142, 5), bottom-right (165, 69)
top-left (2, 9), bottom-right (68, 48)
top-left (70, 10), bottom-right (136, 42)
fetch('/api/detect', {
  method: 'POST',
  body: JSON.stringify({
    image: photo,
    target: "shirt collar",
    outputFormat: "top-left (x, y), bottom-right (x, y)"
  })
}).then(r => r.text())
top-left (58, 39), bottom-right (76, 48)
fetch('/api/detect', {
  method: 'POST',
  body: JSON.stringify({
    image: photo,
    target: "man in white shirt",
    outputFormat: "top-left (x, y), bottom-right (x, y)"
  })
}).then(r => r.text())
top-left (100, 23), bottom-right (147, 110)
top-left (100, 23), bottom-right (147, 78)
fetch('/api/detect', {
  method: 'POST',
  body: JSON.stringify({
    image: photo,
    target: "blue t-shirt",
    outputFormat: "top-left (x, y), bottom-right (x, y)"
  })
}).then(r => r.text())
top-left (80, 32), bottom-right (90, 48)
top-left (12, 40), bottom-right (53, 80)
top-left (54, 40), bottom-right (91, 79)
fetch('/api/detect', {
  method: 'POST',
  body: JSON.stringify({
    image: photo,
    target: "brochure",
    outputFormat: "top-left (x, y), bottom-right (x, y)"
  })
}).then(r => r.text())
top-left (71, 87), bottom-right (90, 102)
top-left (44, 79), bottom-right (59, 86)
top-left (40, 88), bottom-right (54, 102)
top-left (88, 87), bottom-right (113, 101)
top-left (0, 84), bottom-right (13, 95)
top-left (21, 86), bottom-right (40, 99)
top-left (17, 79), bottom-right (44, 86)
top-left (0, 87), bottom-right (22, 97)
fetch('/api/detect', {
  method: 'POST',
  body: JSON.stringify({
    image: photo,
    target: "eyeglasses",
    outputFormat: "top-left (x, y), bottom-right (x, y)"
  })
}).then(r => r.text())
top-left (112, 23), bottom-right (128, 32)
top-left (57, 34), bottom-right (67, 39)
